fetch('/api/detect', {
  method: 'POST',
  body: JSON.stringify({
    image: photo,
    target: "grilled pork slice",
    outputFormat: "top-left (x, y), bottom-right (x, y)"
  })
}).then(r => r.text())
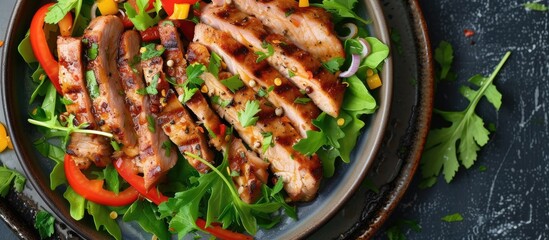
top-left (193, 24), bottom-right (320, 137)
top-left (194, 55), bottom-right (322, 201)
top-left (230, 0), bottom-right (344, 62)
top-left (141, 54), bottom-right (215, 173)
top-left (200, 6), bottom-right (346, 117)
top-left (82, 16), bottom-right (139, 157)
top-left (158, 22), bottom-right (268, 202)
top-left (118, 30), bottom-right (177, 189)
top-left (57, 36), bottom-right (112, 169)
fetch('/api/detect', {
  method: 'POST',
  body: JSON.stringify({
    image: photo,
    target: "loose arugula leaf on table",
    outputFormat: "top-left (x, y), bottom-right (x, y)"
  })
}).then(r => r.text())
top-left (441, 213), bottom-right (463, 222)
top-left (314, 0), bottom-right (370, 25)
top-left (421, 52), bottom-right (511, 183)
top-left (0, 165), bottom-right (26, 197)
top-left (238, 100), bottom-right (261, 127)
top-left (524, 2), bottom-right (548, 11)
top-left (124, 0), bottom-right (162, 31)
top-left (385, 219), bottom-right (421, 240)
top-left (434, 41), bottom-right (456, 81)
top-left (35, 210), bottom-right (55, 239)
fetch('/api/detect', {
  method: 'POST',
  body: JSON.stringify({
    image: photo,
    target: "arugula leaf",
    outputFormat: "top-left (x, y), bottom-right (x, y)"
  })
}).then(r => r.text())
top-left (314, 0), bottom-right (370, 25)
top-left (524, 2), bottom-right (548, 11)
top-left (85, 70), bottom-right (100, 99)
top-left (140, 43), bottom-right (165, 61)
top-left (34, 210), bottom-right (55, 239)
top-left (123, 201), bottom-right (170, 240)
top-left (0, 165), bottom-right (26, 197)
top-left (208, 52), bottom-right (222, 78)
top-left (421, 52), bottom-right (511, 183)
top-left (18, 32), bottom-right (37, 64)
top-left (124, 0), bottom-right (162, 31)
top-left (441, 213), bottom-right (463, 222)
top-left (87, 202), bottom-right (122, 240)
top-left (63, 187), bottom-right (86, 220)
top-left (44, 0), bottom-right (81, 24)
top-left (255, 42), bottom-right (275, 63)
top-left (434, 41), bottom-right (454, 81)
top-left (221, 75), bottom-right (245, 93)
top-left (322, 57), bottom-right (345, 73)
top-left (103, 164), bottom-right (120, 194)
top-left (238, 100), bottom-right (261, 127)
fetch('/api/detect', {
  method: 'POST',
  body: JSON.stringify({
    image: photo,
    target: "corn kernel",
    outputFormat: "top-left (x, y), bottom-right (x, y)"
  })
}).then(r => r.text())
top-left (337, 118), bottom-right (345, 126)
top-left (367, 73), bottom-right (382, 89)
top-left (299, 0), bottom-right (310, 7)
top-left (169, 3), bottom-right (191, 20)
top-left (109, 211), bottom-right (118, 219)
top-left (274, 78), bottom-right (282, 86)
top-left (201, 85), bottom-right (209, 93)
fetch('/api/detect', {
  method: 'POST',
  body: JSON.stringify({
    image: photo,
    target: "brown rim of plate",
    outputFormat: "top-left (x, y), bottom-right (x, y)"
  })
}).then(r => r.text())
top-left (357, 0), bottom-right (434, 238)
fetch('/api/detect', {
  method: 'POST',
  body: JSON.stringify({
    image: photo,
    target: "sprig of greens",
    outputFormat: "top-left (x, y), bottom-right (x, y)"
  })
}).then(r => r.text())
top-left (255, 42), bottom-right (275, 63)
top-left (434, 41), bottom-right (456, 81)
top-left (34, 210), bottom-right (55, 239)
top-left (0, 165), bottom-right (26, 197)
top-left (238, 100), bottom-right (261, 127)
top-left (124, 0), bottom-right (163, 31)
top-left (313, 0), bottom-right (370, 25)
top-left (421, 52), bottom-right (511, 183)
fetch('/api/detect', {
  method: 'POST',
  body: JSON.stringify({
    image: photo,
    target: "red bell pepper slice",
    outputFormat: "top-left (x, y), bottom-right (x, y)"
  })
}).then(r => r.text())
top-left (113, 157), bottom-right (169, 205)
top-left (30, 3), bottom-right (62, 94)
top-left (161, 0), bottom-right (199, 16)
top-left (196, 218), bottom-right (254, 240)
top-left (64, 155), bottom-right (139, 206)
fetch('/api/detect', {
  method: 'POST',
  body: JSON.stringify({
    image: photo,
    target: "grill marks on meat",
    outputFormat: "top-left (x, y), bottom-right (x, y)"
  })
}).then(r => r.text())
top-left (201, 6), bottom-right (345, 117)
top-left (159, 22), bottom-right (268, 202)
top-left (191, 43), bottom-right (322, 201)
top-left (83, 16), bottom-right (139, 157)
top-left (118, 30), bottom-right (177, 189)
top-left (57, 36), bottom-right (112, 169)
top-left (231, 0), bottom-right (344, 62)
top-left (193, 24), bottom-right (320, 137)
top-left (141, 55), bottom-right (215, 173)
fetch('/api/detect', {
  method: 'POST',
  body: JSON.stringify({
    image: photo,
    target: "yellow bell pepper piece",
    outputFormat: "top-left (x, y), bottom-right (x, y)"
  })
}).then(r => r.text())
top-left (299, 0), bottom-right (310, 7)
top-left (366, 73), bottom-right (382, 89)
top-left (0, 123), bottom-right (8, 152)
top-left (169, 3), bottom-right (191, 20)
top-left (97, 0), bottom-right (119, 16)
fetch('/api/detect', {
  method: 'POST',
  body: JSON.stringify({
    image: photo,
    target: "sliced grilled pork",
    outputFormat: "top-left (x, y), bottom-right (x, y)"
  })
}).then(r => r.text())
top-left (57, 36), bottom-right (112, 169)
top-left (193, 24), bottom-right (320, 137)
top-left (200, 6), bottom-right (346, 117)
top-left (118, 30), bottom-right (177, 189)
top-left (230, 0), bottom-right (344, 62)
top-left (82, 16), bottom-right (139, 157)
top-left (159, 22), bottom-right (268, 202)
top-left (201, 71), bottom-right (322, 201)
top-left (141, 54), bottom-right (215, 173)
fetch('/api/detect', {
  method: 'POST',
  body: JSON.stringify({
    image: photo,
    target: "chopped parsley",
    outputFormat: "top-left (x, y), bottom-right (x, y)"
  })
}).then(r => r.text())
top-left (87, 43), bottom-right (99, 60)
top-left (294, 97), bottom-right (312, 104)
top-left (258, 86), bottom-right (274, 98)
top-left (85, 70), bottom-right (99, 99)
top-left (137, 74), bottom-right (159, 95)
top-left (238, 100), bottom-right (261, 127)
top-left (441, 213), bottom-right (463, 222)
top-left (146, 115), bottom-right (156, 133)
top-left (524, 2), bottom-right (548, 11)
top-left (161, 140), bottom-right (172, 157)
top-left (34, 210), bottom-right (55, 239)
top-left (255, 42), bottom-right (275, 63)
top-left (322, 57), bottom-right (345, 73)
top-left (288, 70), bottom-right (296, 78)
top-left (220, 75), bottom-right (245, 93)
top-left (60, 97), bottom-right (74, 105)
top-left (261, 132), bottom-right (274, 154)
top-left (208, 52), bottom-right (222, 79)
top-left (211, 95), bottom-right (231, 108)
top-left (140, 43), bottom-right (165, 61)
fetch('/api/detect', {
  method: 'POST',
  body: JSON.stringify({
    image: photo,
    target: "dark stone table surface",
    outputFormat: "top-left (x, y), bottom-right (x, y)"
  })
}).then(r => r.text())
top-left (0, 0), bottom-right (546, 239)
top-left (378, 0), bottom-right (549, 239)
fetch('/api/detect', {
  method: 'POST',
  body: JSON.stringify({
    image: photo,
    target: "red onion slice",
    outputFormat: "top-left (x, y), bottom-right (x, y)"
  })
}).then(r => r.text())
top-left (337, 23), bottom-right (358, 40)
top-left (339, 54), bottom-right (361, 78)
top-left (358, 38), bottom-right (371, 59)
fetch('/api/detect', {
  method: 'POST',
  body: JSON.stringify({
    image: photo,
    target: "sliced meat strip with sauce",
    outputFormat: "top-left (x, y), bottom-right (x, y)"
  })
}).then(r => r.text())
top-left (201, 6), bottom-right (346, 117)
top-left (189, 43), bottom-right (322, 201)
top-left (57, 36), bottom-right (112, 169)
top-left (158, 21), bottom-right (268, 202)
top-left (118, 30), bottom-right (178, 189)
top-left (82, 16), bottom-right (139, 157)
top-left (193, 24), bottom-right (320, 137)
top-left (230, 0), bottom-right (344, 62)
top-left (141, 54), bottom-right (215, 173)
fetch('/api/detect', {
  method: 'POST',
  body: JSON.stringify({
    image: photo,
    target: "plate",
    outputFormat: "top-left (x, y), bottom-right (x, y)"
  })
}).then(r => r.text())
top-left (0, 0), bottom-right (434, 239)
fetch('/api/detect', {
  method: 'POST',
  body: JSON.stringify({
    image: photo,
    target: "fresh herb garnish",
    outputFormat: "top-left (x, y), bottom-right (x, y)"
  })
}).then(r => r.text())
top-left (186, 63), bottom-right (206, 88)
top-left (0, 165), bottom-right (26, 197)
top-left (140, 43), bottom-right (165, 61)
top-left (314, 0), bottom-right (370, 25)
top-left (285, 8), bottom-right (295, 17)
top-left (441, 213), bottom-right (463, 222)
top-left (110, 140), bottom-right (121, 151)
top-left (137, 74), bottom-right (160, 95)
top-left (257, 86), bottom-right (274, 98)
top-left (34, 210), bottom-right (55, 239)
top-left (261, 132), bottom-right (274, 154)
top-left (524, 2), bottom-right (548, 11)
top-left (146, 115), bottom-right (156, 133)
top-left (294, 97), bottom-right (312, 104)
top-left (238, 100), bottom-right (261, 127)
top-left (60, 97), bottom-right (74, 105)
top-left (86, 43), bottom-right (98, 60)
top-left (288, 70), bottom-right (296, 78)
top-left (208, 52), bottom-right (222, 79)
top-left (421, 52), bottom-right (510, 183)
top-left (220, 75), bottom-right (245, 93)
top-left (255, 42), bottom-right (275, 63)
top-left (385, 219), bottom-right (421, 240)
top-left (434, 41), bottom-right (456, 81)
top-left (85, 70), bottom-right (99, 99)
top-left (124, 0), bottom-right (162, 31)
top-left (179, 85), bottom-right (198, 103)
top-left (210, 95), bottom-right (231, 107)
top-left (322, 57), bottom-right (345, 73)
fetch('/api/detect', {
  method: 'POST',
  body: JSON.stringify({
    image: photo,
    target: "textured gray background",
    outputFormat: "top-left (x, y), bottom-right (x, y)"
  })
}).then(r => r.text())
top-left (378, 0), bottom-right (549, 239)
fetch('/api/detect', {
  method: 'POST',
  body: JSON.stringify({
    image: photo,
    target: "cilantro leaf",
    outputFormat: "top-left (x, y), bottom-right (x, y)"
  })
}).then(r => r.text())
top-left (211, 95), bottom-right (231, 107)
top-left (238, 100), bottom-right (261, 127)
top-left (208, 52), bottom-right (222, 78)
top-left (0, 165), bottom-right (26, 197)
top-left (261, 132), bottom-right (274, 154)
top-left (314, 0), bottom-right (370, 25)
top-left (421, 52), bottom-right (511, 183)
top-left (221, 75), bottom-right (245, 93)
top-left (524, 2), bottom-right (548, 11)
top-left (140, 43), bottom-right (165, 61)
top-left (179, 85), bottom-right (198, 103)
top-left (441, 213), bottom-right (463, 222)
top-left (34, 210), bottom-right (55, 239)
top-left (434, 41), bottom-right (454, 81)
top-left (322, 57), bottom-right (345, 73)
top-left (124, 0), bottom-right (162, 31)
top-left (138, 74), bottom-right (160, 95)
top-left (186, 63), bottom-right (206, 88)
top-left (257, 86), bottom-right (274, 98)
top-left (255, 42), bottom-right (275, 63)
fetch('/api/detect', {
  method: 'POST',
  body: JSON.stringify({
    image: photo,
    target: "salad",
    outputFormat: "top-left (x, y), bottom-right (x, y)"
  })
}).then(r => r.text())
top-left (18, 0), bottom-right (389, 239)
